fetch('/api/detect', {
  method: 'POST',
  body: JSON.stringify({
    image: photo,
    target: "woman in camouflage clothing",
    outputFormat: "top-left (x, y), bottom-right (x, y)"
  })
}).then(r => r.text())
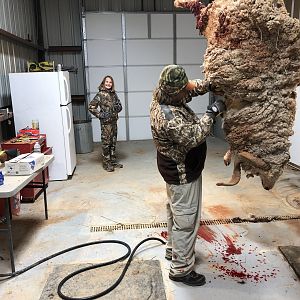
top-left (150, 65), bottom-right (225, 286)
top-left (88, 75), bottom-right (123, 172)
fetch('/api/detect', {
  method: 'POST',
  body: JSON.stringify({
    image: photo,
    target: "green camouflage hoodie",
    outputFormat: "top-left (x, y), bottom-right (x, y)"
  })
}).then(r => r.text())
top-left (88, 87), bottom-right (122, 125)
top-left (150, 80), bottom-right (214, 185)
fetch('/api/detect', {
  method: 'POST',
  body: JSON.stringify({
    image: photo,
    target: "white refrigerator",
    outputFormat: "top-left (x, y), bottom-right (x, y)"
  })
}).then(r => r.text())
top-left (9, 71), bottom-right (77, 180)
top-left (290, 86), bottom-right (300, 166)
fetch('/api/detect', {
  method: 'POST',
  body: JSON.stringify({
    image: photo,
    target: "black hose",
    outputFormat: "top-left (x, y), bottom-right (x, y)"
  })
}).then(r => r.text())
top-left (0, 237), bottom-right (166, 300)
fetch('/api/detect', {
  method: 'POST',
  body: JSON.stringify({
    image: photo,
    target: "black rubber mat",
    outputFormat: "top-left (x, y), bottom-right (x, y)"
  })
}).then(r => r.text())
top-left (40, 260), bottom-right (167, 300)
top-left (279, 246), bottom-right (300, 278)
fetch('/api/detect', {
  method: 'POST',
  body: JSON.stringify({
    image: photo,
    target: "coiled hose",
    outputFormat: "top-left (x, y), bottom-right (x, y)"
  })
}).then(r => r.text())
top-left (0, 237), bottom-right (166, 300)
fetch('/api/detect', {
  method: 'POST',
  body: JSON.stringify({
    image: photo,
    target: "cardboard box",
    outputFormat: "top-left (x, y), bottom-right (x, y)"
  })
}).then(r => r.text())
top-left (5, 153), bottom-right (44, 175)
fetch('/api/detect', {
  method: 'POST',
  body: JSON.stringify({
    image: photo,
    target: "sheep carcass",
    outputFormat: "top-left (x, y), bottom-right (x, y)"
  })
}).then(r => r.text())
top-left (175, 0), bottom-right (300, 190)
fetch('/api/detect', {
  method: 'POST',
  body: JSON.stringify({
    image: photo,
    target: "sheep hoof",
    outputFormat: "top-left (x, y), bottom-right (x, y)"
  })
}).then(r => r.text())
top-left (216, 177), bottom-right (240, 186)
top-left (223, 149), bottom-right (232, 166)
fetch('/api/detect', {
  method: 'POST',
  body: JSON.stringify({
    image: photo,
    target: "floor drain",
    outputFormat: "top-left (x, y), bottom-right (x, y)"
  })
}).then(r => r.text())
top-left (90, 215), bottom-right (300, 232)
top-left (286, 194), bottom-right (300, 209)
top-left (90, 222), bottom-right (167, 232)
top-left (272, 169), bottom-right (300, 210)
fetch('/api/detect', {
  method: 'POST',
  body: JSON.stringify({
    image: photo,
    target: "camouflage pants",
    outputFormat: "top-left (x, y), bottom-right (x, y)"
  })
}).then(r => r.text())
top-left (166, 176), bottom-right (202, 277)
top-left (101, 122), bottom-right (118, 166)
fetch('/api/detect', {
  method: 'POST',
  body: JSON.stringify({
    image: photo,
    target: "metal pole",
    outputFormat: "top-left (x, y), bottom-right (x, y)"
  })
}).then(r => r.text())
top-left (122, 13), bottom-right (130, 141)
top-left (291, 0), bottom-right (295, 18)
top-left (173, 13), bottom-right (177, 64)
top-left (42, 170), bottom-right (48, 220)
top-left (5, 197), bottom-right (15, 273)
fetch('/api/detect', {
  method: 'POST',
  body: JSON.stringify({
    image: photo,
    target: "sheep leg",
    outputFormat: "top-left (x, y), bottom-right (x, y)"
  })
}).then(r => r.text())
top-left (238, 151), bottom-right (269, 170)
top-left (237, 151), bottom-right (274, 190)
top-left (216, 156), bottom-right (241, 186)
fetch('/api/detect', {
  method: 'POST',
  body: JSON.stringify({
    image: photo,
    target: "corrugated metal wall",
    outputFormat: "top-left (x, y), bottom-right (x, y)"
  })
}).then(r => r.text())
top-left (285, 0), bottom-right (300, 18)
top-left (84, 0), bottom-right (211, 12)
top-left (40, 0), bottom-right (87, 121)
top-left (0, 0), bottom-right (37, 42)
top-left (84, 0), bottom-right (173, 12)
top-left (0, 0), bottom-right (38, 108)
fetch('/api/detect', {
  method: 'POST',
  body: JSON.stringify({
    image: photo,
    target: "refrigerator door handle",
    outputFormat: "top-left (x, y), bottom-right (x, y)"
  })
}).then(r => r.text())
top-left (66, 106), bottom-right (72, 134)
top-left (63, 76), bottom-right (70, 104)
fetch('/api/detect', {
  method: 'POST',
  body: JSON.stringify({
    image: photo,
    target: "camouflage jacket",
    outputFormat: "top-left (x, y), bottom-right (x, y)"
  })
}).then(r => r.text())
top-left (88, 88), bottom-right (122, 125)
top-left (150, 80), bottom-right (214, 185)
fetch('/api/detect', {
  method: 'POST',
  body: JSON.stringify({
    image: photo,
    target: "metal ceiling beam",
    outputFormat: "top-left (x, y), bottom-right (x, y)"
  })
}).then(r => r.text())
top-left (0, 28), bottom-right (44, 51)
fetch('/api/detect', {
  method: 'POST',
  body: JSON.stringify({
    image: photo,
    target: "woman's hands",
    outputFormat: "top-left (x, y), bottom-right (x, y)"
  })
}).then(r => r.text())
top-left (99, 111), bottom-right (111, 119)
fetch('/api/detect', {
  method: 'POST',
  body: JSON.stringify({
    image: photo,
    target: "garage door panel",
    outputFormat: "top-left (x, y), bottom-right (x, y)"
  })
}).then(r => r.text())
top-left (181, 64), bottom-right (205, 80)
top-left (151, 14), bottom-right (173, 38)
top-left (86, 40), bottom-right (123, 66)
top-left (129, 117), bottom-right (152, 140)
top-left (85, 13), bottom-right (122, 39)
top-left (177, 39), bottom-right (207, 65)
top-left (127, 40), bottom-right (173, 65)
top-left (176, 14), bottom-right (200, 38)
top-left (87, 67), bottom-right (124, 93)
top-left (128, 92), bottom-right (152, 116)
top-left (127, 66), bottom-right (162, 92)
top-left (188, 95), bottom-right (209, 114)
top-left (85, 12), bottom-right (208, 141)
top-left (125, 14), bottom-right (148, 38)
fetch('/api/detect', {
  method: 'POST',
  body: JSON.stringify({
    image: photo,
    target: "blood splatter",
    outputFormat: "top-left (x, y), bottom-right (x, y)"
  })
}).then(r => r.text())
top-left (212, 263), bottom-right (279, 283)
top-left (207, 205), bottom-right (233, 219)
top-left (197, 225), bottom-right (217, 243)
top-left (223, 234), bottom-right (242, 256)
top-left (160, 231), bottom-right (168, 240)
top-left (199, 226), bottom-right (279, 283)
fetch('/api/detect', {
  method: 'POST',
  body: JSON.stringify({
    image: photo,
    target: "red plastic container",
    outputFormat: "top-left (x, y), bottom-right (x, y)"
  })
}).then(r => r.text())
top-left (18, 128), bottom-right (40, 136)
top-left (20, 146), bottom-right (52, 202)
top-left (0, 193), bottom-right (21, 218)
top-left (1, 134), bottom-right (47, 153)
top-left (1, 134), bottom-right (51, 203)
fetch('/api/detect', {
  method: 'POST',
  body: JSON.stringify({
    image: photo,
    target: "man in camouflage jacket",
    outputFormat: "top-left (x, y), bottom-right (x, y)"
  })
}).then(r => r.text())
top-left (150, 65), bottom-right (225, 286)
top-left (89, 81), bottom-right (122, 171)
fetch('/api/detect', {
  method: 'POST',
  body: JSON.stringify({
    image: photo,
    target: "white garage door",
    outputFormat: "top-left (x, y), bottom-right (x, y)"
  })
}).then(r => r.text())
top-left (83, 12), bottom-right (208, 141)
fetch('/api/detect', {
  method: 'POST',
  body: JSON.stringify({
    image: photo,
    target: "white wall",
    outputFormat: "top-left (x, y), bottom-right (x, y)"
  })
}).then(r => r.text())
top-left (84, 12), bottom-right (208, 141)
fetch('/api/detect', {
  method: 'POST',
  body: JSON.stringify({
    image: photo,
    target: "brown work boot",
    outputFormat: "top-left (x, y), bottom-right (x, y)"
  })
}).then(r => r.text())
top-left (103, 163), bottom-right (114, 172)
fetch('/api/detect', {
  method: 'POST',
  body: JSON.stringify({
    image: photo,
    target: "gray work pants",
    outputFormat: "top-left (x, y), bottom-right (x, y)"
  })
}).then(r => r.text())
top-left (166, 176), bottom-right (202, 277)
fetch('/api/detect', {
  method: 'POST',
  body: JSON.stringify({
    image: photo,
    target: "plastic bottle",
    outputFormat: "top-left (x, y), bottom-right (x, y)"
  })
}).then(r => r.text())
top-left (33, 141), bottom-right (41, 153)
top-left (0, 171), bottom-right (4, 186)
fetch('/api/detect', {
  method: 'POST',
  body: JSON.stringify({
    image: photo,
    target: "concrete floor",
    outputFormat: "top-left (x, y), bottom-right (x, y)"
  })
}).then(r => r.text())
top-left (0, 137), bottom-right (299, 299)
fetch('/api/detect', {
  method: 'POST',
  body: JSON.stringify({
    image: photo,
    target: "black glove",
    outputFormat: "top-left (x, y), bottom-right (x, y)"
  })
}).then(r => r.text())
top-left (206, 100), bottom-right (226, 118)
top-left (99, 111), bottom-right (111, 119)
